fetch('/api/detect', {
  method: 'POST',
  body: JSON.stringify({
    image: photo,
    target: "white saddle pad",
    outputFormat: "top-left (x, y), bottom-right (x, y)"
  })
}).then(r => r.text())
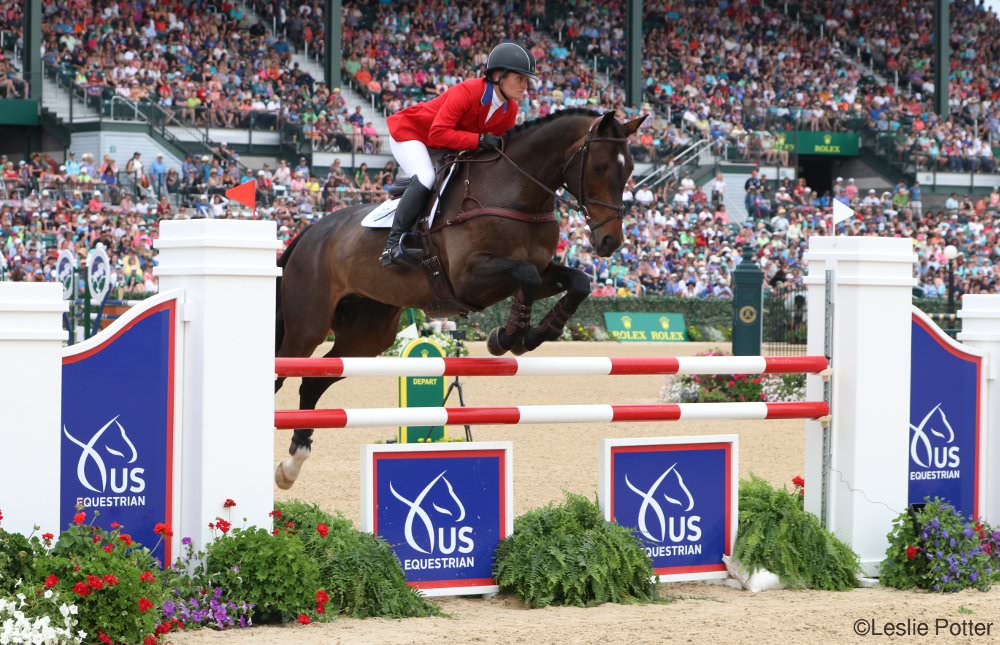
top-left (359, 163), bottom-right (458, 229)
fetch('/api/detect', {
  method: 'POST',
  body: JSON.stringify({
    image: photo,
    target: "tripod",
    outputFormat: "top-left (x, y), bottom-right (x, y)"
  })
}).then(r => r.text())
top-left (423, 331), bottom-right (473, 442)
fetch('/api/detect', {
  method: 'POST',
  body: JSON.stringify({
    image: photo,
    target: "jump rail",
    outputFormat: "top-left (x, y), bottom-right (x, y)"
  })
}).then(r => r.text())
top-left (275, 355), bottom-right (830, 378)
top-left (274, 401), bottom-right (830, 429)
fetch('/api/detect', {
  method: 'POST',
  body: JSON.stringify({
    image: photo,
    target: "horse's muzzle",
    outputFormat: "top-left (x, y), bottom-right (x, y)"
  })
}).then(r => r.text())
top-left (593, 233), bottom-right (622, 257)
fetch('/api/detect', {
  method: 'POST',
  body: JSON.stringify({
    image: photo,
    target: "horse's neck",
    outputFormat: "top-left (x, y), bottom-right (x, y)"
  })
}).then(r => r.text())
top-left (507, 119), bottom-right (590, 189)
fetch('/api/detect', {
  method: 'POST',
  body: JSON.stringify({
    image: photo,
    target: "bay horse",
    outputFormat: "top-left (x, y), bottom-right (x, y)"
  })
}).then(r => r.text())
top-left (274, 109), bottom-right (646, 488)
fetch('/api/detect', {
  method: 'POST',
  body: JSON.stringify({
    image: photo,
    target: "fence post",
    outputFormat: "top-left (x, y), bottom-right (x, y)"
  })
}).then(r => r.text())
top-left (154, 220), bottom-right (281, 554)
top-left (0, 283), bottom-right (67, 537)
top-left (731, 244), bottom-right (763, 356)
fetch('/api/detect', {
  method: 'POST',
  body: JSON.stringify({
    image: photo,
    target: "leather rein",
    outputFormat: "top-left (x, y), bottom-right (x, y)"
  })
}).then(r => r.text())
top-left (428, 117), bottom-right (630, 233)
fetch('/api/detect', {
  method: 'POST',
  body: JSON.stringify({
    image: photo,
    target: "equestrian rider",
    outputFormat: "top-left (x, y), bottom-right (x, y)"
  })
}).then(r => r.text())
top-left (379, 42), bottom-right (536, 266)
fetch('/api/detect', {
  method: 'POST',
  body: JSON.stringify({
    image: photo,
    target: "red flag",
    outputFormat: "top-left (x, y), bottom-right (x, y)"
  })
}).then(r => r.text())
top-left (225, 179), bottom-right (256, 210)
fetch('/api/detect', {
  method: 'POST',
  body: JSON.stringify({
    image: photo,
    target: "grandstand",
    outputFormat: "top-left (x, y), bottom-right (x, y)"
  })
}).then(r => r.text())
top-left (1, 0), bottom-right (998, 305)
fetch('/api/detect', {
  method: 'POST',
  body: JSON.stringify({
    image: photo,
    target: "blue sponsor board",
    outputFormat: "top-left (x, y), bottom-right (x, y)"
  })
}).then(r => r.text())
top-left (910, 312), bottom-right (983, 518)
top-left (601, 437), bottom-right (738, 581)
top-left (362, 443), bottom-right (512, 596)
top-left (61, 299), bottom-right (176, 563)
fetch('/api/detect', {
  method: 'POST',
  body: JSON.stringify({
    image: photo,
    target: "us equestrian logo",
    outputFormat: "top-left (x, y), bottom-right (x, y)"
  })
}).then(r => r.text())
top-left (63, 415), bottom-right (147, 507)
top-left (389, 470), bottom-right (475, 571)
top-left (625, 463), bottom-right (703, 557)
top-left (910, 403), bottom-right (961, 480)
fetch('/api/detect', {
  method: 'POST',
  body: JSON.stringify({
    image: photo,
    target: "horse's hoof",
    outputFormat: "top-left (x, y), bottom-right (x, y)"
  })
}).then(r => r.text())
top-left (509, 335), bottom-right (528, 356)
top-left (486, 328), bottom-right (508, 356)
top-left (275, 462), bottom-right (295, 490)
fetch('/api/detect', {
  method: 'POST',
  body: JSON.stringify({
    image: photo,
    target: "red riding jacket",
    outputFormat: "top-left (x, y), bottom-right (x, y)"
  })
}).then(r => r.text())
top-left (387, 78), bottom-right (519, 151)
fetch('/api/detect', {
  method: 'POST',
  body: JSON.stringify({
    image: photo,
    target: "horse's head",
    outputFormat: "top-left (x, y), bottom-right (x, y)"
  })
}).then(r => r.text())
top-left (563, 111), bottom-right (646, 257)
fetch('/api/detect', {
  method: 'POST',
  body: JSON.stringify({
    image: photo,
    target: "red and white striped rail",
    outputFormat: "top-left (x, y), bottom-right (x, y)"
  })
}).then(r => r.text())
top-left (274, 401), bottom-right (829, 429)
top-left (275, 355), bottom-right (828, 378)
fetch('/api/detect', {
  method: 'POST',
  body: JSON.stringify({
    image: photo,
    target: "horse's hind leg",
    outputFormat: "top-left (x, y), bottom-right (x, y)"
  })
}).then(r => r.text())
top-left (522, 264), bottom-right (591, 352)
top-left (275, 298), bottom-right (402, 489)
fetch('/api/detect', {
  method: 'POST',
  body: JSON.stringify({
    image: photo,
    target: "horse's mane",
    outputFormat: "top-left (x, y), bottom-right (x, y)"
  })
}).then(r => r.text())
top-left (504, 108), bottom-right (603, 142)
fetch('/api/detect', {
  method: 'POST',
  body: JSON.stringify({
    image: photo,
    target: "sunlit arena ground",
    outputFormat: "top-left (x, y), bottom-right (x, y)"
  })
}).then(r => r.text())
top-left (170, 341), bottom-right (1000, 644)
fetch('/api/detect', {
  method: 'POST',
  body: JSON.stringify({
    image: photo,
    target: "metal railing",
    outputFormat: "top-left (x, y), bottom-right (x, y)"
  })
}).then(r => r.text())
top-left (634, 138), bottom-right (713, 191)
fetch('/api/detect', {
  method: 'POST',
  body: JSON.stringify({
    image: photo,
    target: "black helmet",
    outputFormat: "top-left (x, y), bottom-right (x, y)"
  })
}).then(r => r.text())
top-left (485, 43), bottom-right (537, 79)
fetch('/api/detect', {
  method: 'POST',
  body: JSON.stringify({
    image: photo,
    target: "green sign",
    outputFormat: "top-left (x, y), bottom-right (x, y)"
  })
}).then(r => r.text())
top-left (398, 338), bottom-right (448, 443)
top-left (603, 313), bottom-right (687, 342)
top-left (794, 131), bottom-right (859, 156)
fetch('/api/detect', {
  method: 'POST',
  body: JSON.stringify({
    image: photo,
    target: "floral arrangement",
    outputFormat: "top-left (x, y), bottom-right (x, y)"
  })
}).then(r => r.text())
top-left (562, 322), bottom-right (609, 341)
top-left (659, 348), bottom-right (806, 403)
top-left (881, 498), bottom-right (998, 592)
top-left (0, 590), bottom-right (84, 644)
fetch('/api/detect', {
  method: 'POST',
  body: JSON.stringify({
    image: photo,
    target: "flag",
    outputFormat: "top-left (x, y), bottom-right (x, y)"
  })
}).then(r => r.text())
top-left (225, 179), bottom-right (256, 211)
top-left (832, 199), bottom-right (854, 226)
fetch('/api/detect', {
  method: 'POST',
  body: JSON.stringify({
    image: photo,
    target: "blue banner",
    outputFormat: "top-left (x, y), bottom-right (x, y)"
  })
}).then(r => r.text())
top-left (609, 443), bottom-right (732, 578)
top-left (370, 449), bottom-right (507, 592)
top-left (61, 301), bottom-right (176, 564)
top-left (910, 315), bottom-right (982, 518)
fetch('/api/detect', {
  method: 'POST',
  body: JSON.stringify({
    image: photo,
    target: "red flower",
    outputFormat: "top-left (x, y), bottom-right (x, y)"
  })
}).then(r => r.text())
top-left (316, 603), bottom-right (326, 614)
top-left (223, 498), bottom-right (237, 508)
top-left (87, 574), bottom-right (104, 590)
top-left (792, 475), bottom-right (805, 488)
top-left (154, 523), bottom-right (172, 536)
top-left (269, 509), bottom-right (283, 519)
top-left (272, 529), bottom-right (280, 535)
top-left (983, 543), bottom-right (992, 555)
top-left (97, 632), bottom-right (111, 644)
top-left (316, 590), bottom-right (329, 604)
top-left (297, 614), bottom-right (311, 625)
top-left (140, 570), bottom-right (157, 583)
top-left (285, 521), bottom-right (295, 529)
top-left (316, 523), bottom-right (329, 538)
top-left (208, 522), bottom-right (215, 530)
top-left (92, 535), bottom-right (101, 543)
top-left (104, 574), bottom-right (119, 586)
top-left (103, 544), bottom-right (113, 553)
top-left (43, 574), bottom-right (58, 588)
top-left (110, 522), bottom-right (120, 529)
top-left (73, 512), bottom-right (86, 525)
top-left (727, 380), bottom-right (735, 387)
top-left (72, 581), bottom-right (91, 597)
top-left (145, 637), bottom-right (158, 645)
top-left (41, 532), bottom-right (54, 543)
top-left (907, 545), bottom-right (918, 560)
top-left (0, 510), bottom-right (3, 522)
top-left (215, 518), bottom-right (232, 534)
top-left (139, 597), bottom-right (154, 613)
top-left (119, 534), bottom-right (133, 546)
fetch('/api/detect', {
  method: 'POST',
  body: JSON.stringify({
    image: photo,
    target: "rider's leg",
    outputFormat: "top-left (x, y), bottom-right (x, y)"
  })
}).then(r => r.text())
top-left (380, 138), bottom-right (436, 266)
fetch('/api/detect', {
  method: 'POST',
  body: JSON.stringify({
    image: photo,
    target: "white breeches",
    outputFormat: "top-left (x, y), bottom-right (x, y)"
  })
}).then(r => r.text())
top-left (389, 137), bottom-right (436, 189)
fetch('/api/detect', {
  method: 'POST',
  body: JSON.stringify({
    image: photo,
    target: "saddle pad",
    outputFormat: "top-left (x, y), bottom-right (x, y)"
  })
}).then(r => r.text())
top-left (359, 163), bottom-right (458, 229)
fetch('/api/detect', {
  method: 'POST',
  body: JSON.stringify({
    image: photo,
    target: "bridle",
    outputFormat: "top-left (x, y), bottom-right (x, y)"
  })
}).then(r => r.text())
top-left (495, 116), bottom-right (631, 234)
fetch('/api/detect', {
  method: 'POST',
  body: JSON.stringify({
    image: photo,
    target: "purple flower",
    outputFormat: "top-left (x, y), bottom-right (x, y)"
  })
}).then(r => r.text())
top-left (942, 529), bottom-right (949, 539)
top-left (162, 599), bottom-right (175, 619)
top-left (963, 526), bottom-right (974, 539)
top-left (181, 536), bottom-right (192, 546)
top-left (942, 575), bottom-right (951, 583)
top-left (993, 531), bottom-right (1000, 542)
top-left (969, 572), bottom-right (979, 582)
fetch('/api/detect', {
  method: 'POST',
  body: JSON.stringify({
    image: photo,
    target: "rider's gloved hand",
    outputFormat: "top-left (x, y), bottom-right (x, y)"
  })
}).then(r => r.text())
top-left (478, 133), bottom-right (502, 151)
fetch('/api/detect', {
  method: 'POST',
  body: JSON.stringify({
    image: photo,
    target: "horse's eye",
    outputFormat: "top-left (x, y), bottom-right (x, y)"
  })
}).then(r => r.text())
top-left (593, 163), bottom-right (608, 173)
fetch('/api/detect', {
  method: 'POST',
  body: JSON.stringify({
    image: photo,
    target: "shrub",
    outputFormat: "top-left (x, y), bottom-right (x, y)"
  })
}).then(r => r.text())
top-left (733, 476), bottom-right (859, 590)
top-left (881, 498), bottom-right (997, 592)
top-left (274, 501), bottom-right (440, 618)
top-left (160, 537), bottom-right (255, 629)
top-left (0, 530), bottom-right (46, 596)
top-left (205, 526), bottom-right (322, 624)
top-left (43, 514), bottom-right (169, 644)
top-left (493, 493), bottom-right (656, 608)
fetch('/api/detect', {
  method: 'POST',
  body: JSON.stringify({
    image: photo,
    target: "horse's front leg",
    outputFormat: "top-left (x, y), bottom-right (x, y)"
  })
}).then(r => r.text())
top-left (521, 263), bottom-right (591, 352)
top-left (455, 257), bottom-right (542, 356)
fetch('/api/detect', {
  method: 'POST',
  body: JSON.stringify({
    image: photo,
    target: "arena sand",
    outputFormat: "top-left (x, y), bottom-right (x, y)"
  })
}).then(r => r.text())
top-left (171, 341), bottom-right (1000, 645)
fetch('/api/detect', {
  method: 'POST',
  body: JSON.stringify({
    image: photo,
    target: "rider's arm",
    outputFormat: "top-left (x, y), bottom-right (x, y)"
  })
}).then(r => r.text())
top-left (427, 84), bottom-right (481, 151)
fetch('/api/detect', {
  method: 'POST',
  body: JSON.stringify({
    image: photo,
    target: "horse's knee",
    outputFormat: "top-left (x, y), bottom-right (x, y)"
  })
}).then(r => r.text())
top-left (565, 271), bottom-right (592, 299)
top-left (511, 263), bottom-right (543, 291)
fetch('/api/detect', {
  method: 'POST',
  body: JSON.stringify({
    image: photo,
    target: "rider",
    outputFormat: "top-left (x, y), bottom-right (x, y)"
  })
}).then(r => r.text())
top-left (379, 43), bottom-right (536, 266)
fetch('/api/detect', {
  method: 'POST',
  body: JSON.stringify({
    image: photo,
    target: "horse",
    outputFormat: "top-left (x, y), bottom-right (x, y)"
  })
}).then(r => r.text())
top-left (274, 108), bottom-right (646, 488)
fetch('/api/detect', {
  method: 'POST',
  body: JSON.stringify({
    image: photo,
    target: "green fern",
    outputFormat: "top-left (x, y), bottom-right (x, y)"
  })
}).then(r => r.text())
top-left (733, 476), bottom-right (859, 590)
top-left (493, 493), bottom-right (656, 608)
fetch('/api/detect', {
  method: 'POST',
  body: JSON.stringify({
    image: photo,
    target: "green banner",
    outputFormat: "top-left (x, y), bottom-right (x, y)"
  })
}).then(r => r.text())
top-left (398, 338), bottom-right (448, 443)
top-left (0, 100), bottom-right (39, 126)
top-left (794, 131), bottom-right (859, 156)
top-left (603, 313), bottom-right (687, 342)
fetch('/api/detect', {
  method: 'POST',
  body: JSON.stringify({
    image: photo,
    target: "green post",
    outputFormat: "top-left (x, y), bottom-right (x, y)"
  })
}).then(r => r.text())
top-left (732, 244), bottom-right (763, 356)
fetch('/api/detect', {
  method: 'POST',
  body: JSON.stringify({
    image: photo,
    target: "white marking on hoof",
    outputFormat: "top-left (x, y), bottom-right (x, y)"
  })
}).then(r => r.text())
top-left (275, 446), bottom-right (311, 490)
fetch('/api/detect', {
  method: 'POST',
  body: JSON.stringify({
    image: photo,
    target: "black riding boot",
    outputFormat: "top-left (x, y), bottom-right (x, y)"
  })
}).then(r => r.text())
top-left (379, 179), bottom-right (433, 266)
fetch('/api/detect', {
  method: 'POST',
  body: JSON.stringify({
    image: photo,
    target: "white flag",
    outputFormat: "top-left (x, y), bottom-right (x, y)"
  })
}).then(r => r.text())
top-left (832, 199), bottom-right (854, 226)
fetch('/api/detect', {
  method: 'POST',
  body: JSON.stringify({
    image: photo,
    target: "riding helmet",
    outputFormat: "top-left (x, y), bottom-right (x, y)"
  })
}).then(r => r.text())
top-left (485, 43), bottom-right (537, 79)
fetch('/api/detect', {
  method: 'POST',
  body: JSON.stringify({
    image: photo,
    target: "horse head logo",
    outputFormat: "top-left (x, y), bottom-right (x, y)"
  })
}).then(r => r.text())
top-left (910, 403), bottom-right (956, 468)
top-left (63, 416), bottom-right (138, 493)
top-left (389, 471), bottom-right (466, 554)
top-left (625, 463), bottom-right (695, 543)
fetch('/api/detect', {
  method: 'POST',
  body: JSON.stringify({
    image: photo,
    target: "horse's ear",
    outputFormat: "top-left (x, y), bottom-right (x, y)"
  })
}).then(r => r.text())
top-left (599, 110), bottom-right (617, 130)
top-left (624, 114), bottom-right (648, 136)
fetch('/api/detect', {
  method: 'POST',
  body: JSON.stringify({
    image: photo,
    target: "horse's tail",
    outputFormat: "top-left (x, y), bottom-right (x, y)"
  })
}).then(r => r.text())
top-left (274, 226), bottom-right (313, 353)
